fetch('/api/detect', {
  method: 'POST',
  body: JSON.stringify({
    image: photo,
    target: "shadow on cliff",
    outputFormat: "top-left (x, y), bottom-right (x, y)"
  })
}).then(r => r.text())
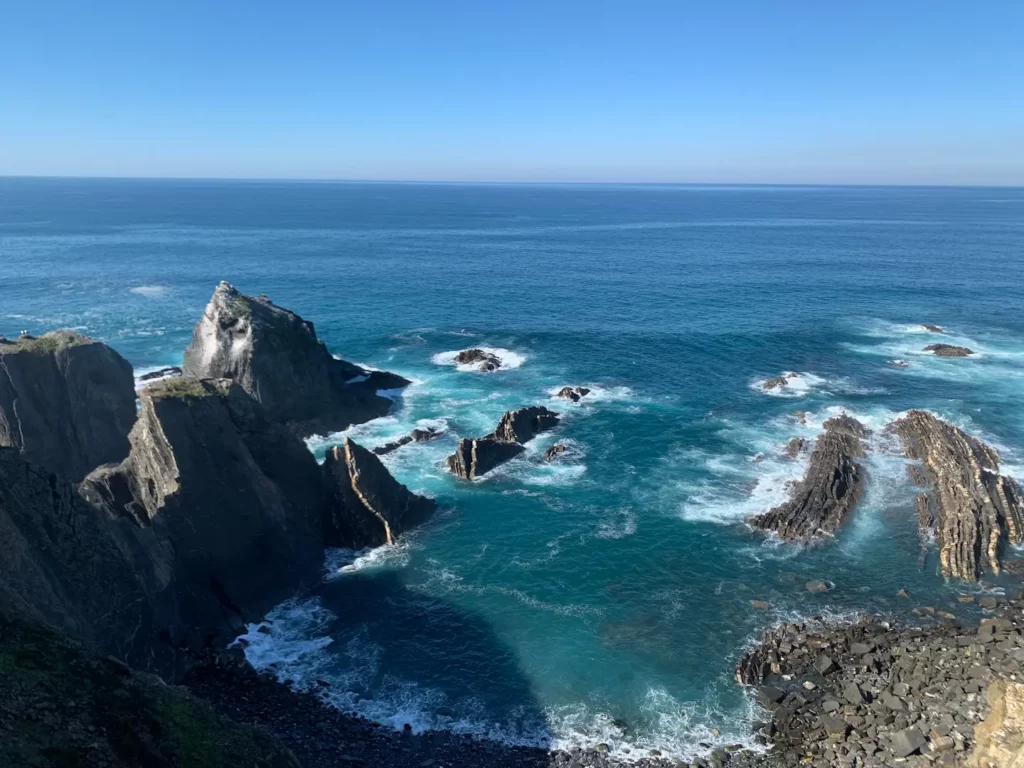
top-left (311, 569), bottom-right (549, 745)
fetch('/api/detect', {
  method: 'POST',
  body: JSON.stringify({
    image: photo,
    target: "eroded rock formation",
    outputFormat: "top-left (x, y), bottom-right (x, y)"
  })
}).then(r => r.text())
top-left (970, 681), bottom-right (1024, 768)
top-left (922, 324), bottom-right (946, 333)
top-left (0, 331), bottom-right (135, 480)
top-left (372, 426), bottom-right (444, 456)
top-left (749, 415), bottom-right (868, 541)
top-left (925, 343), bottom-right (973, 357)
top-left (447, 406), bottom-right (560, 479)
top-left (891, 410), bottom-right (1023, 580)
top-left (321, 437), bottom-right (435, 548)
top-left (764, 373), bottom-right (798, 390)
top-left (182, 282), bottom-right (409, 437)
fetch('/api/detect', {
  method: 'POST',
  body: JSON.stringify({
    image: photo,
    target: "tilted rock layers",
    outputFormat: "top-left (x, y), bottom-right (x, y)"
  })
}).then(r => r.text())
top-left (892, 409), bottom-right (1023, 581)
top-left (749, 415), bottom-right (868, 542)
top-left (447, 406), bottom-right (560, 479)
top-left (182, 282), bottom-right (409, 437)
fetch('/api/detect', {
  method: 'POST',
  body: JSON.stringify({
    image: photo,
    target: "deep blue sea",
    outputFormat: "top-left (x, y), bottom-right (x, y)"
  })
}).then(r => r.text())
top-left (3, 178), bottom-right (1024, 761)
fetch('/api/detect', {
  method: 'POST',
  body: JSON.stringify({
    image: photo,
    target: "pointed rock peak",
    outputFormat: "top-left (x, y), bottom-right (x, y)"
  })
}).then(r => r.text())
top-left (182, 283), bottom-right (409, 437)
top-left (322, 437), bottom-right (435, 548)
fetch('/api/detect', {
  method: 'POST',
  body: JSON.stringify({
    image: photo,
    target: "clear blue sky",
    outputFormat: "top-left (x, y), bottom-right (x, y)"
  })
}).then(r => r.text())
top-left (1, 1), bottom-right (1022, 184)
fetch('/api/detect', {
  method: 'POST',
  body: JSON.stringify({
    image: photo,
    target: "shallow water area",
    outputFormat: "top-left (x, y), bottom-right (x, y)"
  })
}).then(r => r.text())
top-left (3, 180), bottom-right (1024, 761)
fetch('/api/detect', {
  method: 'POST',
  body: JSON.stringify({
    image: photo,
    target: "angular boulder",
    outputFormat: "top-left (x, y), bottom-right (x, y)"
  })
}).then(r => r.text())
top-left (182, 282), bottom-right (409, 436)
top-left (493, 406), bottom-right (560, 444)
top-left (0, 331), bottom-right (135, 480)
top-left (890, 410), bottom-right (1023, 580)
top-left (749, 415), bottom-right (868, 542)
top-left (321, 437), bottom-right (436, 548)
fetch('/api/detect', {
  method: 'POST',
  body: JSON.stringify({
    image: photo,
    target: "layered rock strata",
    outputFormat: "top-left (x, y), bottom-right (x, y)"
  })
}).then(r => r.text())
top-left (891, 410), bottom-right (1023, 580)
top-left (447, 406), bottom-right (560, 479)
top-left (749, 415), bottom-right (868, 541)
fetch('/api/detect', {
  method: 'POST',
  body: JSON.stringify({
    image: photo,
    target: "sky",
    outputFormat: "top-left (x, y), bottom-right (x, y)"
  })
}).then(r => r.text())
top-left (1, 1), bottom-right (1022, 185)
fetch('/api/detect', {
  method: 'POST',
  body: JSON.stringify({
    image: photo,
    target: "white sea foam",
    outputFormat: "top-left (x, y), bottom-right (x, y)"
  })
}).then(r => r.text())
top-left (129, 285), bottom-right (169, 298)
top-left (323, 541), bottom-right (413, 578)
top-left (750, 371), bottom-right (826, 398)
top-left (431, 347), bottom-right (526, 371)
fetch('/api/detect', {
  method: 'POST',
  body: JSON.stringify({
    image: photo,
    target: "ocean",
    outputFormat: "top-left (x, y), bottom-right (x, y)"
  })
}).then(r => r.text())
top-left (3, 177), bottom-right (1023, 761)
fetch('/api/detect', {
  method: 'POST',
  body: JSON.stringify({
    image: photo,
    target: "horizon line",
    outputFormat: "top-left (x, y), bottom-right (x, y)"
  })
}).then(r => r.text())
top-left (2, 174), bottom-right (1022, 190)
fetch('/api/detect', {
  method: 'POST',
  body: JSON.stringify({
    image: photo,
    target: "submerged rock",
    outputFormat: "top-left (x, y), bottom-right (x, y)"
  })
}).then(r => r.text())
top-left (453, 348), bottom-right (502, 371)
top-left (763, 373), bottom-right (798, 390)
top-left (137, 365), bottom-right (183, 383)
top-left (784, 437), bottom-right (807, 458)
top-left (924, 343), bottom-right (973, 357)
top-left (890, 410), bottom-right (1023, 580)
top-left (922, 323), bottom-right (946, 333)
top-left (322, 438), bottom-right (435, 548)
top-left (0, 330), bottom-right (136, 481)
top-left (556, 386), bottom-right (591, 403)
top-left (544, 443), bottom-right (568, 461)
top-left (749, 415), bottom-right (868, 542)
top-left (372, 426), bottom-right (444, 456)
top-left (182, 282), bottom-right (409, 437)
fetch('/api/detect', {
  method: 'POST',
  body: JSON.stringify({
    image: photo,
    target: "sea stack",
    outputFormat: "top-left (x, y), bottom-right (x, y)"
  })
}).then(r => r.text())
top-left (182, 282), bottom-right (409, 436)
top-left (891, 410), bottom-right (1023, 580)
top-left (749, 415), bottom-right (868, 541)
top-left (321, 437), bottom-right (436, 548)
top-left (447, 406), bottom-right (560, 479)
top-left (0, 331), bottom-right (136, 480)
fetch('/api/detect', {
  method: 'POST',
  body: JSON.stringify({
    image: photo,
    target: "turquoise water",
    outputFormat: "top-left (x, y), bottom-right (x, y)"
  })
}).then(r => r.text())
top-left (3, 178), bottom-right (1024, 760)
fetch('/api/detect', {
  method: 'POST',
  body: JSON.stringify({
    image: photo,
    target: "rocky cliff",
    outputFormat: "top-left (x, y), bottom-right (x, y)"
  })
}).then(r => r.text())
top-left (182, 282), bottom-right (409, 437)
top-left (970, 681), bottom-right (1024, 768)
top-left (77, 378), bottom-right (325, 671)
top-left (891, 410), bottom-right (1023, 580)
top-left (0, 331), bottom-right (135, 480)
top-left (321, 437), bottom-right (436, 548)
top-left (749, 415), bottom-right (868, 541)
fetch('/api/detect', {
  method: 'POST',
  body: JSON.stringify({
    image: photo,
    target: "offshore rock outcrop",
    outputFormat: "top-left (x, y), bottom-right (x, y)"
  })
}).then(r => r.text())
top-left (372, 425), bottom-right (444, 456)
top-left (77, 378), bottom-right (325, 672)
top-left (454, 348), bottom-right (502, 371)
top-left (182, 282), bottom-right (409, 437)
top-left (447, 406), bottom-right (560, 479)
top-left (925, 343), bottom-right (974, 357)
top-left (891, 410), bottom-right (1023, 580)
top-left (321, 437), bottom-right (436, 548)
top-left (556, 386), bottom-right (591, 403)
top-left (749, 415), bottom-right (868, 541)
top-left (0, 331), bottom-right (135, 480)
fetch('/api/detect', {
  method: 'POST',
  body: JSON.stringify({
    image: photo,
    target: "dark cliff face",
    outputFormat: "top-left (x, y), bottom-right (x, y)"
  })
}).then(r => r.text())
top-left (321, 437), bottom-right (436, 548)
top-left (0, 331), bottom-right (135, 481)
top-left (77, 378), bottom-right (326, 673)
top-left (181, 282), bottom-right (409, 437)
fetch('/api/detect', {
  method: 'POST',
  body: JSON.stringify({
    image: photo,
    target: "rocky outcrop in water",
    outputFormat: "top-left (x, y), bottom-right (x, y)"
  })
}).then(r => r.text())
top-left (321, 437), bottom-right (436, 548)
top-left (0, 331), bottom-right (136, 480)
top-left (763, 373), bottom-right (798, 390)
top-left (784, 437), bottom-right (808, 458)
top-left (749, 415), bottom-right (868, 541)
top-left (182, 282), bottom-right (409, 437)
top-left (736, 593), bottom-right (1024, 767)
top-left (922, 324), bottom-right (946, 333)
top-left (925, 343), bottom-right (973, 357)
top-left (544, 443), bottom-right (569, 461)
top-left (372, 426), bottom-right (444, 456)
top-left (556, 386), bottom-right (591, 403)
top-left (493, 406), bottom-right (560, 443)
top-left (447, 406), bottom-right (560, 479)
top-left (453, 348), bottom-right (502, 371)
top-left (891, 410), bottom-right (1023, 581)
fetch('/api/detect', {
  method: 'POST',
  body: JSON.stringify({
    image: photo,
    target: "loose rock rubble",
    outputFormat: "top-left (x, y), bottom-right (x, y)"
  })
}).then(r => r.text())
top-left (736, 593), bottom-right (1024, 767)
